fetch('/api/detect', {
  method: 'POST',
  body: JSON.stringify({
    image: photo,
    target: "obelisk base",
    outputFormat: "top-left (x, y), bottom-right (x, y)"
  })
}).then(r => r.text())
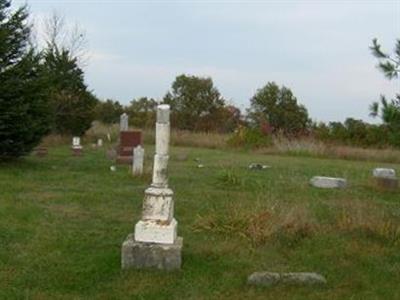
top-left (121, 234), bottom-right (183, 271)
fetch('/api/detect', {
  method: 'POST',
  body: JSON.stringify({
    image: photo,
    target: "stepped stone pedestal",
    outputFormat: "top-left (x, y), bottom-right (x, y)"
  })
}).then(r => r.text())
top-left (122, 105), bottom-right (182, 271)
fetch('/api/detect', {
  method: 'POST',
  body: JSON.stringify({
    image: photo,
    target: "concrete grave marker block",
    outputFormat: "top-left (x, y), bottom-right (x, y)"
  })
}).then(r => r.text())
top-left (132, 145), bottom-right (144, 176)
top-left (372, 168), bottom-right (398, 190)
top-left (310, 176), bottom-right (347, 189)
top-left (373, 168), bottom-right (396, 179)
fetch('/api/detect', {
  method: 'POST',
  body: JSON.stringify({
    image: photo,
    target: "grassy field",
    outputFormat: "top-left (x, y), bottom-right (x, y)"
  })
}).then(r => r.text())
top-left (0, 145), bottom-right (399, 299)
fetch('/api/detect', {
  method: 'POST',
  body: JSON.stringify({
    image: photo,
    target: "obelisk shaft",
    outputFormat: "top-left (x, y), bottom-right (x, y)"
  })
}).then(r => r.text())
top-left (152, 105), bottom-right (170, 188)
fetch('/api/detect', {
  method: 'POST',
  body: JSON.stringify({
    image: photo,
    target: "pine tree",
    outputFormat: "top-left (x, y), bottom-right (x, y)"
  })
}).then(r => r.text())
top-left (369, 38), bottom-right (400, 146)
top-left (43, 48), bottom-right (97, 136)
top-left (0, 0), bottom-right (51, 160)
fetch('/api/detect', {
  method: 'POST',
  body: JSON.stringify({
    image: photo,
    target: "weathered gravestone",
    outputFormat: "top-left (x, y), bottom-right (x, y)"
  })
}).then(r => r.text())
top-left (132, 145), bottom-right (144, 176)
top-left (117, 131), bottom-right (142, 164)
top-left (122, 104), bottom-right (182, 271)
top-left (247, 271), bottom-right (327, 287)
top-left (373, 168), bottom-right (396, 178)
top-left (372, 168), bottom-right (398, 190)
top-left (117, 113), bottom-right (142, 164)
top-left (120, 113), bottom-right (129, 131)
top-left (310, 176), bottom-right (347, 189)
top-left (97, 138), bottom-right (103, 147)
top-left (71, 137), bottom-right (83, 156)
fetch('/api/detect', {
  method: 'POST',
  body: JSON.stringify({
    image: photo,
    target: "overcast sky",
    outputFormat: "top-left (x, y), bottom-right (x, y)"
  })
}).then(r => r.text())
top-left (14, 0), bottom-right (400, 123)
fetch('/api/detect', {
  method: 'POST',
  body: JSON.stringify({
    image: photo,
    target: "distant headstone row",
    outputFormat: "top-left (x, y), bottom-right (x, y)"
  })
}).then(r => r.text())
top-left (310, 168), bottom-right (398, 189)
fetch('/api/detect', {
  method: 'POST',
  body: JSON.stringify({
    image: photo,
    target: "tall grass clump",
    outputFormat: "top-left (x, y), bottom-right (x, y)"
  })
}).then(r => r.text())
top-left (193, 203), bottom-right (317, 247)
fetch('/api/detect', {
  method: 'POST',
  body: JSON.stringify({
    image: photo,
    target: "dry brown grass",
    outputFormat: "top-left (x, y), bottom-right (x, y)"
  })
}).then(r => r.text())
top-left (193, 200), bottom-right (400, 248)
top-left (334, 200), bottom-right (400, 245)
top-left (193, 203), bottom-right (318, 247)
top-left (40, 134), bottom-right (71, 147)
top-left (142, 129), bottom-right (229, 149)
top-left (42, 122), bottom-right (400, 163)
top-left (257, 135), bottom-right (400, 164)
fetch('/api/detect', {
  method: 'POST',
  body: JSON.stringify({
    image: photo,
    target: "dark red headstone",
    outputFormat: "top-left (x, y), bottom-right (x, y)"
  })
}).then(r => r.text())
top-left (117, 130), bottom-right (142, 164)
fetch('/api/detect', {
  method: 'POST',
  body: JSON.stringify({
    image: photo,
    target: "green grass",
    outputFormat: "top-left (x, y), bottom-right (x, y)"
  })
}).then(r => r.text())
top-left (0, 145), bottom-right (399, 299)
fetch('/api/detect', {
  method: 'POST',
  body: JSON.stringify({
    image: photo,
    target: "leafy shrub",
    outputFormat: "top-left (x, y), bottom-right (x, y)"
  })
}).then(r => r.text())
top-left (227, 125), bottom-right (272, 148)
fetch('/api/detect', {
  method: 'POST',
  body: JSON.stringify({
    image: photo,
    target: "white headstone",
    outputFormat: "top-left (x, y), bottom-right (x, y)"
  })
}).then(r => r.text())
top-left (132, 145), bottom-right (144, 176)
top-left (372, 168), bottom-right (396, 179)
top-left (97, 139), bottom-right (103, 147)
top-left (120, 113), bottom-right (129, 131)
top-left (72, 137), bottom-right (82, 149)
top-left (310, 176), bottom-right (347, 189)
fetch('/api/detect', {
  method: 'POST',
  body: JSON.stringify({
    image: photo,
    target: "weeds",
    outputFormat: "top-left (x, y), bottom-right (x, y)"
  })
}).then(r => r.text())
top-left (216, 168), bottom-right (244, 187)
top-left (42, 122), bottom-right (400, 164)
top-left (193, 203), bottom-right (317, 247)
top-left (193, 201), bottom-right (400, 248)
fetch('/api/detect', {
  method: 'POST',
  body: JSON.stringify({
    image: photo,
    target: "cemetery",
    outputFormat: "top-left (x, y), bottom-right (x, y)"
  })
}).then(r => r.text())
top-left (0, 106), bottom-right (399, 299)
top-left (0, 0), bottom-right (399, 299)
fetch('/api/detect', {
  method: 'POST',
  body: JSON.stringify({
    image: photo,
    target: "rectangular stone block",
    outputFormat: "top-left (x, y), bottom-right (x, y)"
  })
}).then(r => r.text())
top-left (142, 187), bottom-right (174, 221)
top-left (310, 176), bottom-right (347, 189)
top-left (134, 218), bottom-right (177, 244)
top-left (373, 168), bottom-right (396, 179)
top-left (122, 234), bottom-right (182, 271)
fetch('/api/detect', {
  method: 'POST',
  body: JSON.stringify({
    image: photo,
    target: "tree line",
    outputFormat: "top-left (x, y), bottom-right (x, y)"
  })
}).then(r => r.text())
top-left (1, 0), bottom-right (399, 161)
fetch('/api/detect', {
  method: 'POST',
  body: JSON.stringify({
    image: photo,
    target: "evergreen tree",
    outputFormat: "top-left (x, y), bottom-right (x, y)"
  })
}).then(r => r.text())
top-left (369, 38), bottom-right (400, 146)
top-left (43, 48), bottom-right (97, 136)
top-left (0, 0), bottom-right (51, 160)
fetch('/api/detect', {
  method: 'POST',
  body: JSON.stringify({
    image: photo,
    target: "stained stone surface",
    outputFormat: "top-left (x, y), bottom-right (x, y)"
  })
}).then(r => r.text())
top-left (373, 168), bottom-right (396, 179)
top-left (280, 272), bottom-right (327, 285)
top-left (152, 154), bottom-right (169, 187)
top-left (310, 176), bottom-right (347, 189)
top-left (142, 187), bottom-right (174, 221)
top-left (247, 272), bottom-right (280, 287)
top-left (134, 218), bottom-right (177, 244)
top-left (122, 234), bottom-right (182, 271)
top-left (247, 271), bottom-right (327, 287)
top-left (132, 145), bottom-right (144, 176)
top-left (120, 113), bottom-right (129, 131)
top-left (156, 104), bottom-right (170, 124)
